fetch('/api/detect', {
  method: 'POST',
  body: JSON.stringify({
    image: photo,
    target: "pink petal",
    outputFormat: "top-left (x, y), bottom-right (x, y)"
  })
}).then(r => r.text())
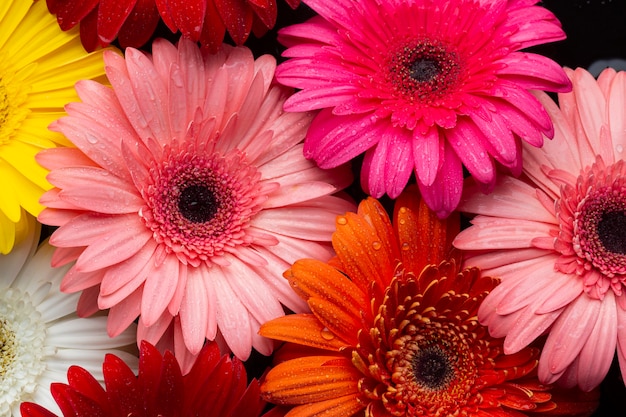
top-left (179, 267), bottom-right (210, 355)
top-left (107, 287), bottom-right (143, 337)
top-left (444, 118), bottom-right (495, 185)
top-left (608, 71), bottom-right (626, 161)
top-left (74, 216), bottom-right (152, 272)
top-left (453, 216), bottom-right (555, 250)
top-left (140, 254), bottom-right (180, 327)
top-left (213, 266), bottom-right (252, 360)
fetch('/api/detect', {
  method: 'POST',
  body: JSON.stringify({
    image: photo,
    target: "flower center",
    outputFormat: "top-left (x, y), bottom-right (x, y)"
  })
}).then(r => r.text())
top-left (0, 288), bottom-right (48, 414)
top-left (388, 40), bottom-right (461, 102)
top-left (554, 158), bottom-right (626, 297)
top-left (178, 184), bottom-right (219, 223)
top-left (141, 143), bottom-right (275, 266)
top-left (412, 346), bottom-right (454, 390)
top-left (597, 211), bottom-right (626, 255)
top-left (0, 59), bottom-right (31, 145)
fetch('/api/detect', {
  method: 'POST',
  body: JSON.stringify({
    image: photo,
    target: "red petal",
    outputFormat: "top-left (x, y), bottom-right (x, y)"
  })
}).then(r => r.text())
top-left (46, 0), bottom-right (99, 30)
top-left (79, 6), bottom-right (101, 51)
top-left (117, 0), bottom-right (161, 48)
top-left (156, 351), bottom-right (185, 414)
top-left (165, 0), bottom-right (207, 40)
top-left (154, 0), bottom-right (178, 32)
top-left (199, 0), bottom-right (226, 52)
top-left (248, 0), bottom-right (277, 29)
top-left (67, 365), bottom-right (110, 412)
top-left (283, 0), bottom-right (300, 9)
top-left (214, 0), bottom-right (254, 45)
top-left (103, 353), bottom-right (142, 415)
top-left (19, 403), bottom-right (58, 417)
top-left (50, 383), bottom-right (107, 417)
top-left (137, 341), bottom-right (165, 416)
top-left (97, 0), bottom-right (138, 44)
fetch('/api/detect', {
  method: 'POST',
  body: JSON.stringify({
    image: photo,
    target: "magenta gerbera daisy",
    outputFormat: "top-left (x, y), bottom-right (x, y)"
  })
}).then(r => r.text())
top-left (275, 0), bottom-right (572, 217)
top-left (37, 37), bottom-right (354, 372)
top-left (453, 67), bottom-right (626, 391)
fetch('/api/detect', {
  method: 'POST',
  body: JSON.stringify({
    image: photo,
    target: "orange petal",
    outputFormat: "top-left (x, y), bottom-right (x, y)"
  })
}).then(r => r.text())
top-left (261, 356), bottom-right (360, 405)
top-left (260, 314), bottom-right (349, 352)
top-left (308, 297), bottom-right (361, 346)
top-left (285, 393), bottom-right (364, 417)
top-left (332, 202), bottom-right (397, 292)
top-left (393, 185), bottom-right (460, 274)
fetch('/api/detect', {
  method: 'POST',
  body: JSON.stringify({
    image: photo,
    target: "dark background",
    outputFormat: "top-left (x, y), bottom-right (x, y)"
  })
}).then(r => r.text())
top-left (144, 1), bottom-right (626, 415)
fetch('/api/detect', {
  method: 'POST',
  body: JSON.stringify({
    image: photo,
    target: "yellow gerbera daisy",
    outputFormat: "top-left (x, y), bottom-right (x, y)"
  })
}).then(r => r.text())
top-left (0, 0), bottom-right (110, 253)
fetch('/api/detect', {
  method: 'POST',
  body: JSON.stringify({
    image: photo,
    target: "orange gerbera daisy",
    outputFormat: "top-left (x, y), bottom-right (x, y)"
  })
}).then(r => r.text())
top-left (259, 186), bottom-right (599, 417)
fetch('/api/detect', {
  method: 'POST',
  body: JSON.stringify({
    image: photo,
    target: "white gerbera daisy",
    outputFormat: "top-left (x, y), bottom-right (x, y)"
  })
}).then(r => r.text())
top-left (0, 214), bottom-right (137, 416)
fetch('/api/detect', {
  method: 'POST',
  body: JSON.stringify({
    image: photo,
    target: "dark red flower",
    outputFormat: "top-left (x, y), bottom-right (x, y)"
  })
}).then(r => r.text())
top-left (20, 341), bottom-right (266, 417)
top-left (45, 0), bottom-right (301, 52)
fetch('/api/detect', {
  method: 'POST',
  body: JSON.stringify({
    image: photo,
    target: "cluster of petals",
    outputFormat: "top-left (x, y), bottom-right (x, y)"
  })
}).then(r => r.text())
top-left (0, 214), bottom-right (137, 417)
top-left (46, 0), bottom-right (300, 52)
top-left (37, 37), bottom-right (354, 372)
top-left (454, 67), bottom-right (626, 391)
top-left (0, 0), bottom-right (110, 254)
top-left (259, 187), bottom-right (598, 417)
top-left (274, 0), bottom-right (572, 218)
top-left (20, 340), bottom-right (266, 417)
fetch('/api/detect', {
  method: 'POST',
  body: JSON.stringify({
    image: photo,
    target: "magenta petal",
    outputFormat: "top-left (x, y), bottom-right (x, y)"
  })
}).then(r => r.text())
top-left (412, 127), bottom-right (443, 187)
top-left (304, 109), bottom-right (384, 168)
top-left (417, 142), bottom-right (463, 218)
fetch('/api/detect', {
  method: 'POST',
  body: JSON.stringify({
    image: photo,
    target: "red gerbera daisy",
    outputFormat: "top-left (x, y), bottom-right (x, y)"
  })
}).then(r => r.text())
top-left (20, 340), bottom-right (265, 417)
top-left (45, 0), bottom-right (301, 52)
top-left (259, 187), bottom-right (599, 417)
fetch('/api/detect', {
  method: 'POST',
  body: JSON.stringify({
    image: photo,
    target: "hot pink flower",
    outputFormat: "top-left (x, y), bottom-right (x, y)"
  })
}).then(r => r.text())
top-left (275, 0), bottom-right (571, 218)
top-left (38, 37), bottom-right (354, 373)
top-left (453, 67), bottom-right (626, 391)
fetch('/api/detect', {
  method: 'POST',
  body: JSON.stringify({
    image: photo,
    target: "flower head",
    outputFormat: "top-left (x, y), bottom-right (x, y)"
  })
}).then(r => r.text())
top-left (259, 187), bottom-right (597, 416)
top-left (275, 0), bottom-right (572, 218)
top-left (0, 0), bottom-right (110, 254)
top-left (20, 340), bottom-right (264, 417)
top-left (454, 67), bottom-right (626, 391)
top-left (38, 37), bottom-right (354, 372)
top-left (0, 214), bottom-right (137, 417)
top-left (45, 0), bottom-right (301, 53)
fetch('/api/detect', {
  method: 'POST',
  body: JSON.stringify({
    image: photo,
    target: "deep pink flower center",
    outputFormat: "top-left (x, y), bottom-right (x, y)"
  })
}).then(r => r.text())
top-left (554, 158), bottom-right (626, 297)
top-left (388, 40), bottom-right (461, 102)
top-left (140, 144), bottom-right (268, 265)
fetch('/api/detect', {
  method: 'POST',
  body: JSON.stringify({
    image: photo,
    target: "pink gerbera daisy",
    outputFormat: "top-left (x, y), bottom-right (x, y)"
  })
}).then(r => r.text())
top-left (453, 67), bottom-right (626, 391)
top-left (37, 37), bottom-right (354, 372)
top-left (275, 0), bottom-right (572, 217)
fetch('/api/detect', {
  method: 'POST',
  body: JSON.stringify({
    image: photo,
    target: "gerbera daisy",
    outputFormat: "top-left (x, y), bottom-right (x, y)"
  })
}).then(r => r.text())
top-left (259, 187), bottom-right (598, 416)
top-left (453, 67), bottom-right (626, 391)
top-left (274, 0), bottom-right (572, 218)
top-left (38, 37), bottom-right (354, 372)
top-left (20, 340), bottom-right (265, 417)
top-left (45, 0), bottom-right (301, 53)
top-left (45, 0), bottom-right (161, 51)
top-left (0, 0), bottom-right (110, 254)
top-left (156, 0), bottom-right (301, 53)
top-left (0, 213), bottom-right (137, 417)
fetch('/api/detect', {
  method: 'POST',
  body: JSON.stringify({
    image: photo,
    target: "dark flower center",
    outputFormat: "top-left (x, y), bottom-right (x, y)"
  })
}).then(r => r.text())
top-left (412, 346), bottom-right (454, 390)
top-left (178, 184), bottom-right (218, 223)
top-left (597, 211), bottom-right (626, 255)
top-left (409, 58), bottom-right (440, 83)
top-left (387, 39), bottom-right (461, 102)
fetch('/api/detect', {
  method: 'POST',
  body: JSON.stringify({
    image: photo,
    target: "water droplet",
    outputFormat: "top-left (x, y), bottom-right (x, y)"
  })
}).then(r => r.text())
top-left (372, 241), bottom-right (382, 250)
top-left (86, 134), bottom-right (98, 144)
top-left (337, 216), bottom-right (347, 225)
top-left (320, 327), bottom-right (335, 340)
top-left (399, 207), bottom-right (407, 214)
top-left (401, 242), bottom-right (410, 251)
top-left (399, 219), bottom-right (406, 225)
top-left (617, 144), bottom-right (624, 154)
